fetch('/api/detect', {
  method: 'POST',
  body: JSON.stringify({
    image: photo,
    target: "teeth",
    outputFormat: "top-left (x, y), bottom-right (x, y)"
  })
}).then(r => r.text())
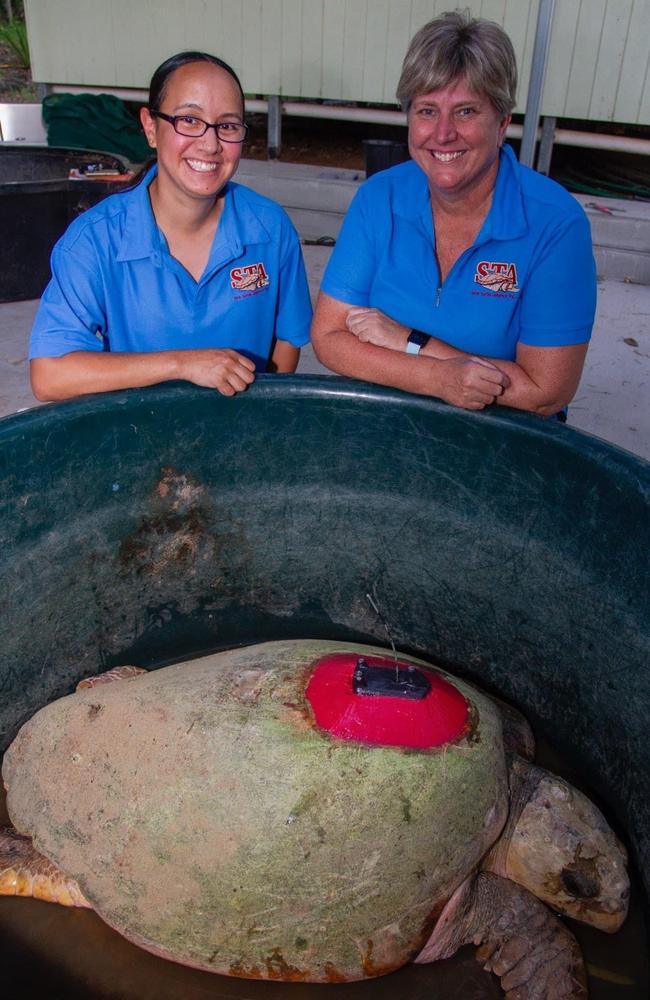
top-left (432, 151), bottom-right (464, 162)
top-left (186, 159), bottom-right (219, 172)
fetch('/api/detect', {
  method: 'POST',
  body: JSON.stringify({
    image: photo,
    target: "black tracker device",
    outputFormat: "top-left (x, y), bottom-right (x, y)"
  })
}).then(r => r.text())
top-left (406, 329), bottom-right (431, 354)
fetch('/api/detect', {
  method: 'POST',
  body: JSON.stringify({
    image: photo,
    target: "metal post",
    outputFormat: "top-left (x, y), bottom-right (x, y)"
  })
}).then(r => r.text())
top-left (267, 95), bottom-right (282, 160)
top-left (519, 0), bottom-right (556, 168)
top-left (536, 116), bottom-right (556, 175)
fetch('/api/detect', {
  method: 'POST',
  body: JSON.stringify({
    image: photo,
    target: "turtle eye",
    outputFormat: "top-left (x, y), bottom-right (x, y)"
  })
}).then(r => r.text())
top-left (561, 865), bottom-right (600, 899)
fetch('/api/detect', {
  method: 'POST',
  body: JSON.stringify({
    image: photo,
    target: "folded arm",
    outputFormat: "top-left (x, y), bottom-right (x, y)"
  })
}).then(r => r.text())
top-left (311, 293), bottom-right (510, 411)
top-left (340, 304), bottom-right (588, 416)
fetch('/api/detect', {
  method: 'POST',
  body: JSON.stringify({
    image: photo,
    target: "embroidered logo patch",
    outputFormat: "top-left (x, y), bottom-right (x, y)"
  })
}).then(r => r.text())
top-left (474, 261), bottom-right (520, 294)
top-left (230, 262), bottom-right (270, 292)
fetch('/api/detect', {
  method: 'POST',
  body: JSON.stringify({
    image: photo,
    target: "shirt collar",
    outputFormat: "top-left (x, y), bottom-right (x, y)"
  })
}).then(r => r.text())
top-left (205, 181), bottom-right (272, 274)
top-left (400, 144), bottom-right (528, 242)
top-left (116, 165), bottom-right (160, 262)
top-left (116, 167), bottom-right (272, 269)
top-left (479, 144), bottom-right (528, 242)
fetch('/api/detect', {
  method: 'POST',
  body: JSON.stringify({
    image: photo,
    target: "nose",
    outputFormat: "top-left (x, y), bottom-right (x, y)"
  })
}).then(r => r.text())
top-left (197, 124), bottom-right (223, 152)
top-left (432, 111), bottom-right (457, 145)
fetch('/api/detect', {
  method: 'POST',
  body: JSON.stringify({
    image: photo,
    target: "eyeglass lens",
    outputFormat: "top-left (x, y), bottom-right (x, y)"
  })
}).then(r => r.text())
top-left (174, 116), bottom-right (247, 141)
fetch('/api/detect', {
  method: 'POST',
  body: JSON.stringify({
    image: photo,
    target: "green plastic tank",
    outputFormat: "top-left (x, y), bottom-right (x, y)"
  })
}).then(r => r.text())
top-left (0, 377), bottom-right (648, 988)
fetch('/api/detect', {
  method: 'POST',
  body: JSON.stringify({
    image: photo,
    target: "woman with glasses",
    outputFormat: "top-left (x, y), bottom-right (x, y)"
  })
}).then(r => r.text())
top-left (311, 13), bottom-right (596, 417)
top-left (29, 52), bottom-right (312, 400)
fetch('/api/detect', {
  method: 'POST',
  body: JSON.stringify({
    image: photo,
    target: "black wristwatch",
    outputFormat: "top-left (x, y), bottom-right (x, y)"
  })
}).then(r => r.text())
top-left (406, 329), bottom-right (431, 355)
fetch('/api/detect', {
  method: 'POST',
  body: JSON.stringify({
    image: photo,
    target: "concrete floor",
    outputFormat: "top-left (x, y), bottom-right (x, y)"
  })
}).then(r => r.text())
top-left (2, 244), bottom-right (649, 462)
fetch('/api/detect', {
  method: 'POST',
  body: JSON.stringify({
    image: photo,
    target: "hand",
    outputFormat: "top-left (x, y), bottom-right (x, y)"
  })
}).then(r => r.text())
top-left (436, 356), bottom-right (510, 410)
top-left (345, 308), bottom-right (409, 351)
top-left (176, 349), bottom-right (256, 396)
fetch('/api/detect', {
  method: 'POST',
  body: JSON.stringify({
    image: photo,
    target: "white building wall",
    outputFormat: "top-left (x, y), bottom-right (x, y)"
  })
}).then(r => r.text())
top-left (23, 0), bottom-right (650, 124)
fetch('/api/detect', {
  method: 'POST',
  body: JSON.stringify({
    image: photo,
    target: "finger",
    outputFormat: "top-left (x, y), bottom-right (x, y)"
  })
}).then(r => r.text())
top-left (345, 314), bottom-right (370, 333)
top-left (233, 365), bottom-right (255, 384)
top-left (475, 368), bottom-right (508, 388)
top-left (226, 371), bottom-right (255, 393)
top-left (226, 352), bottom-right (256, 372)
top-left (464, 388), bottom-right (498, 407)
top-left (469, 355), bottom-right (501, 370)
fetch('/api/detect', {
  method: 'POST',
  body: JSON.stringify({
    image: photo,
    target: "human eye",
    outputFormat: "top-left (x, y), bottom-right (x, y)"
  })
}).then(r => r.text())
top-left (178, 115), bottom-right (203, 130)
top-left (218, 121), bottom-right (244, 134)
top-left (456, 106), bottom-right (477, 118)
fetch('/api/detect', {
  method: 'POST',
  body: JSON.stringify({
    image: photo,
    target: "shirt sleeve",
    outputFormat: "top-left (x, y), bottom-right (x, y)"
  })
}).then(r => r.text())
top-left (29, 230), bottom-right (108, 360)
top-left (319, 186), bottom-right (378, 307)
top-left (273, 216), bottom-right (313, 347)
top-left (517, 209), bottom-right (597, 348)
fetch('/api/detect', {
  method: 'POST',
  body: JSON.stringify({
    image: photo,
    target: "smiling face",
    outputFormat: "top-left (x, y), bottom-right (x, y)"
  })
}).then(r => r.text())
top-left (140, 60), bottom-right (245, 206)
top-left (407, 77), bottom-right (510, 205)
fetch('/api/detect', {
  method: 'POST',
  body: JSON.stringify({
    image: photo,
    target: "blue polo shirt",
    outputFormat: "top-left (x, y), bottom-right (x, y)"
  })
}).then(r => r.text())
top-left (30, 167), bottom-right (312, 370)
top-left (321, 145), bottom-right (596, 359)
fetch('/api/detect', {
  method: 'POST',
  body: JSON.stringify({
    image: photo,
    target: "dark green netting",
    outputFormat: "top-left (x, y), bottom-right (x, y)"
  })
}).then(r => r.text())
top-left (42, 93), bottom-right (150, 164)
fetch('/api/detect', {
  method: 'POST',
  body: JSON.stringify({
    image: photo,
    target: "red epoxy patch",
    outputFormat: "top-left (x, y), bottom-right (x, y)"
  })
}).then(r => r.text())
top-left (305, 653), bottom-right (469, 749)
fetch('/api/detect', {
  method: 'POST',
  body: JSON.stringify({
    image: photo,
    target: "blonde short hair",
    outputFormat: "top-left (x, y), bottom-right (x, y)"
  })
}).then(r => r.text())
top-left (396, 10), bottom-right (517, 117)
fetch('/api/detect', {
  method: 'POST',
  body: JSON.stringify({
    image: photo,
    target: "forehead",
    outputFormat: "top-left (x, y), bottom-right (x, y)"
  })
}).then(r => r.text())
top-left (411, 77), bottom-right (487, 107)
top-left (160, 61), bottom-right (243, 113)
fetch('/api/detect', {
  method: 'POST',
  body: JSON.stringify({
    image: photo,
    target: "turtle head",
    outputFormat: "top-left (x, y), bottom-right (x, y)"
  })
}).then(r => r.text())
top-left (487, 758), bottom-right (630, 933)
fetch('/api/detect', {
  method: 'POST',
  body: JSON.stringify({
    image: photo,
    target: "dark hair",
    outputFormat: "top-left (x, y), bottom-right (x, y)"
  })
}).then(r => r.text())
top-left (127, 51), bottom-right (246, 186)
top-left (148, 50), bottom-right (245, 113)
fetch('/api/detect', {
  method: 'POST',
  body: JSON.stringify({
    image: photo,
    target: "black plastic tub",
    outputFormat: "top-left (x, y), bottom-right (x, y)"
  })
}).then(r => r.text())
top-left (0, 378), bottom-right (648, 996)
top-left (0, 144), bottom-right (131, 303)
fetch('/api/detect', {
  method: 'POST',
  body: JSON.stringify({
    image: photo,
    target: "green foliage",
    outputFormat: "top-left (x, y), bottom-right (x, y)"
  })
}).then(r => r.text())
top-left (0, 18), bottom-right (29, 69)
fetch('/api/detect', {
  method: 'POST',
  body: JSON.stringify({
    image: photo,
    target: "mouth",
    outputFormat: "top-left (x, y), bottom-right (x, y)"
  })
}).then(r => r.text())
top-left (185, 159), bottom-right (221, 173)
top-left (429, 150), bottom-right (466, 162)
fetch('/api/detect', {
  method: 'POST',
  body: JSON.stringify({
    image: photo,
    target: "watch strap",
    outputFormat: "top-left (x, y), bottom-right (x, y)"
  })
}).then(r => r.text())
top-left (406, 329), bottom-right (431, 355)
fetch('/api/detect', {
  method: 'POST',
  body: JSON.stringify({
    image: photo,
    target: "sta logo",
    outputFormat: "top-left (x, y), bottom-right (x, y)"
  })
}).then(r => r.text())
top-left (474, 261), bottom-right (520, 293)
top-left (230, 262), bottom-right (270, 291)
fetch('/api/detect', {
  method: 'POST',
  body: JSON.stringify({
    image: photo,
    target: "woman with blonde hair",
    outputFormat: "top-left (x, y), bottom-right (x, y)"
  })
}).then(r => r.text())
top-left (312, 12), bottom-right (595, 417)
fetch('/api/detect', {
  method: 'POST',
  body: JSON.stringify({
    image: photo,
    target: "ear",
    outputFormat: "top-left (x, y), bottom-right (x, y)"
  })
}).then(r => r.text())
top-left (498, 114), bottom-right (511, 147)
top-left (140, 107), bottom-right (157, 149)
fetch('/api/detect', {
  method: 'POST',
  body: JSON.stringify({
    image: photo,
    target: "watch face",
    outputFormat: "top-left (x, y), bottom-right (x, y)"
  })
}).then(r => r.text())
top-left (408, 330), bottom-right (430, 348)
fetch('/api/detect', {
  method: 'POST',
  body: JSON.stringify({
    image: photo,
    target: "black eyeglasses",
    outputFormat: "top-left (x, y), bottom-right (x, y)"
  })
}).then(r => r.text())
top-left (150, 111), bottom-right (248, 143)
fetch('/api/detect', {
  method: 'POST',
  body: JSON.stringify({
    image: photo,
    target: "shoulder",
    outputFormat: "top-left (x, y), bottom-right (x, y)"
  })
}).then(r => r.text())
top-left (55, 182), bottom-right (139, 254)
top-left (505, 148), bottom-right (586, 222)
top-left (229, 182), bottom-right (295, 228)
top-left (354, 159), bottom-right (426, 210)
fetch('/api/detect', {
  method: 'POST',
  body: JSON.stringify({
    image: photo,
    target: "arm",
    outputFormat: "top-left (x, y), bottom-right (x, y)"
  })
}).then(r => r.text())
top-left (30, 228), bottom-right (258, 401)
top-left (30, 349), bottom-right (255, 402)
top-left (343, 307), bottom-right (588, 415)
top-left (311, 293), bottom-right (509, 410)
top-left (265, 212), bottom-right (312, 372)
top-left (267, 338), bottom-right (300, 373)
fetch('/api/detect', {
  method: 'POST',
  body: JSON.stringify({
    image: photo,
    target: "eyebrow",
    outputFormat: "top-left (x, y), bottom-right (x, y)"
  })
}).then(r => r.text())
top-left (170, 102), bottom-right (243, 120)
top-left (413, 98), bottom-right (483, 109)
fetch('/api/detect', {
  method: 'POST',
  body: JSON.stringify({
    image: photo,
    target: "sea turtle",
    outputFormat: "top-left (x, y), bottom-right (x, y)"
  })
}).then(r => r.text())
top-left (1, 640), bottom-right (629, 998)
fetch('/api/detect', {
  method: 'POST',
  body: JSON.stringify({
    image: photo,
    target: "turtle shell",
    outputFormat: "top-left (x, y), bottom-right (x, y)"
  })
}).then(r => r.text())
top-left (3, 640), bottom-right (508, 982)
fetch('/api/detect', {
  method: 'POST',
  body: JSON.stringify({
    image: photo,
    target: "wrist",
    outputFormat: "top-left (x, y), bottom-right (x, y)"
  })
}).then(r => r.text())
top-left (163, 350), bottom-right (185, 381)
top-left (405, 329), bottom-right (431, 355)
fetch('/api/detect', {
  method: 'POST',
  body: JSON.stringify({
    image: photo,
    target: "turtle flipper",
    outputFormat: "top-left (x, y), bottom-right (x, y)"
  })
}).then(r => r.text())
top-left (416, 871), bottom-right (587, 999)
top-left (0, 826), bottom-right (90, 908)
top-left (473, 874), bottom-right (587, 999)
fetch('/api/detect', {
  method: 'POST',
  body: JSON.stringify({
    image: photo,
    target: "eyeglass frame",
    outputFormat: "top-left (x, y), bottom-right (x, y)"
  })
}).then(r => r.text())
top-left (149, 110), bottom-right (249, 143)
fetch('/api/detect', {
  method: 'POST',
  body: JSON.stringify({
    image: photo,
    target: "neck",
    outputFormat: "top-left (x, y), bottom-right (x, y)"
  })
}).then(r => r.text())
top-left (429, 158), bottom-right (499, 223)
top-left (148, 175), bottom-right (225, 237)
